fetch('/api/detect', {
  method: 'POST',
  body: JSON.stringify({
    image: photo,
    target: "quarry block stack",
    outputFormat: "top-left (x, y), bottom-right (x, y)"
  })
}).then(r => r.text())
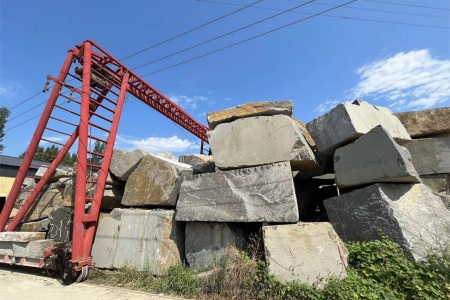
top-left (5, 100), bottom-right (450, 286)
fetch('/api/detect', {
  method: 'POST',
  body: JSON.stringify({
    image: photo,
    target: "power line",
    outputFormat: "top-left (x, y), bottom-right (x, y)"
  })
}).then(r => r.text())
top-left (132, 0), bottom-right (317, 70)
top-left (120, 0), bottom-right (263, 61)
top-left (8, 99), bottom-right (48, 122)
top-left (286, 0), bottom-right (448, 18)
top-left (7, 91), bottom-right (44, 111)
top-left (195, 0), bottom-right (449, 29)
top-left (141, 0), bottom-right (358, 77)
top-left (361, 0), bottom-right (449, 11)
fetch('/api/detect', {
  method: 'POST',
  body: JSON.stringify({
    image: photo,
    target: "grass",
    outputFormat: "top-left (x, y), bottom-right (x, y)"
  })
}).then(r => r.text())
top-left (87, 236), bottom-right (450, 300)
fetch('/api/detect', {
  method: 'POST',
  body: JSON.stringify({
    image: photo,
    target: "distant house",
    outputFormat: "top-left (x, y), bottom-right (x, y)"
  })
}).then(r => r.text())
top-left (0, 155), bottom-right (50, 212)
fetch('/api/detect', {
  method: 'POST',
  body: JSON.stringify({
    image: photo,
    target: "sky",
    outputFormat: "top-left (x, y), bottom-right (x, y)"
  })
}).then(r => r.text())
top-left (0, 0), bottom-right (449, 157)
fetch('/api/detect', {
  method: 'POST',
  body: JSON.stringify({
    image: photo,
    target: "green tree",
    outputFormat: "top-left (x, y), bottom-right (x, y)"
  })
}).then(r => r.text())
top-left (19, 145), bottom-right (77, 167)
top-left (0, 107), bottom-right (11, 154)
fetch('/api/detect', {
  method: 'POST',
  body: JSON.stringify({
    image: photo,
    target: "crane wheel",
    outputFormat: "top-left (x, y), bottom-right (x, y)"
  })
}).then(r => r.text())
top-left (75, 265), bottom-right (89, 283)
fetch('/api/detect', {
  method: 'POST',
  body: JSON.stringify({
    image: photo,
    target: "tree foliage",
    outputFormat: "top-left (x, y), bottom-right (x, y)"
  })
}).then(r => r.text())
top-left (19, 145), bottom-right (77, 167)
top-left (0, 107), bottom-right (11, 154)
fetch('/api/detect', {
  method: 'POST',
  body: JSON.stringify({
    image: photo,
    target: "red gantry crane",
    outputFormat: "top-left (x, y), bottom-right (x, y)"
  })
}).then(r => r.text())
top-left (0, 40), bottom-right (209, 282)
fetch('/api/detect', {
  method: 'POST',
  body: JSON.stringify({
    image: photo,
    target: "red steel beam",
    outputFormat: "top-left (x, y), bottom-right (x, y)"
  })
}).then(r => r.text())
top-left (0, 50), bottom-right (75, 231)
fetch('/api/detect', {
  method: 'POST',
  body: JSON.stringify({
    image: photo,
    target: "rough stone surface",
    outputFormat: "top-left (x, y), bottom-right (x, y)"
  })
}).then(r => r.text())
top-left (12, 240), bottom-right (55, 258)
top-left (179, 154), bottom-right (215, 174)
top-left (23, 188), bottom-right (72, 222)
top-left (420, 174), bottom-right (447, 193)
top-left (92, 209), bottom-right (184, 275)
top-left (35, 167), bottom-right (72, 183)
top-left (122, 155), bottom-right (192, 207)
top-left (185, 222), bottom-right (245, 270)
top-left (0, 242), bottom-right (13, 256)
top-left (334, 126), bottom-right (420, 188)
top-left (156, 152), bottom-right (178, 161)
top-left (109, 149), bottom-right (147, 181)
top-left (0, 232), bottom-right (46, 242)
top-left (403, 138), bottom-right (450, 175)
top-left (101, 186), bottom-right (124, 209)
top-left (207, 100), bottom-right (293, 130)
top-left (48, 207), bottom-right (73, 243)
top-left (306, 100), bottom-right (411, 155)
top-left (263, 223), bottom-right (348, 286)
top-left (91, 214), bottom-right (121, 269)
top-left (395, 107), bottom-right (450, 138)
top-left (18, 219), bottom-right (49, 232)
top-left (292, 117), bottom-right (316, 148)
top-left (324, 183), bottom-right (450, 261)
top-left (176, 162), bottom-right (299, 222)
top-left (208, 115), bottom-right (319, 171)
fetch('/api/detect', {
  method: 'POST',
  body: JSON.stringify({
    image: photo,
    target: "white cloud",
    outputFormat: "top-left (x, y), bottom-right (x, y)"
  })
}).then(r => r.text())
top-left (169, 94), bottom-right (208, 110)
top-left (314, 100), bottom-right (341, 114)
top-left (349, 49), bottom-right (450, 110)
top-left (116, 134), bottom-right (198, 153)
top-left (0, 81), bottom-right (21, 99)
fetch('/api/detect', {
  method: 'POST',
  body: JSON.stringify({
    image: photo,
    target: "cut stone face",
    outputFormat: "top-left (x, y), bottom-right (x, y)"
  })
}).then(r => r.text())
top-left (122, 155), bottom-right (192, 207)
top-left (185, 222), bottom-right (245, 270)
top-left (334, 126), bottom-right (420, 188)
top-left (306, 100), bottom-right (411, 155)
top-left (176, 162), bottom-right (299, 222)
top-left (91, 214), bottom-right (121, 269)
top-left (403, 138), bottom-right (450, 175)
top-left (208, 115), bottom-right (319, 171)
top-left (324, 183), bottom-right (450, 261)
top-left (18, 219), bottom-right (49, 232)
top-left (263, 223), bottom-right (348, 286)
top-left (207, 100), bottom-right (293, 130)
top-left (92, 209), bottom-right (184, 275)
top-left (109, 149), bottom-right (147, 181)
top-left (395, 107), bottom-right (450, 138)
top-left (48, 207), bottom-right (73, 243)
top-left (12, 239), bottom-right (54, 258)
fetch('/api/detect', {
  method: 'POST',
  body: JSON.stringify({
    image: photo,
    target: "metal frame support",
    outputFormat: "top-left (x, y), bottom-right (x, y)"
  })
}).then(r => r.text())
top-left (0, 50), bottom-right (74, 231)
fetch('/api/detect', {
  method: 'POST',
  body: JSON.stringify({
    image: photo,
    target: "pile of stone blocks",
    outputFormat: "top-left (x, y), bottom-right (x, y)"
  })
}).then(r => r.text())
top-left (305, 100), bottom-right (450, 262)
top-left (176, 100), bottom-right (348, 284)
top-left (0, 232), bottom-right (54, 259)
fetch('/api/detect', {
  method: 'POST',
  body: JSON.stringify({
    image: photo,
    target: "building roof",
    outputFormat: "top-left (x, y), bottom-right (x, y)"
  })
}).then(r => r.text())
top-left (0, 155), bottom-right (50, 169)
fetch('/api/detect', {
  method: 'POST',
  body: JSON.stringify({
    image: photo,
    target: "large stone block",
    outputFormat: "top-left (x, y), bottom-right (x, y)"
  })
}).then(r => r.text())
top-left (324, 183), bottom-right (450, 261)
top-left (208, 115), bottom-right (319, 171)
top-left (109, 149), bottom-right (147, 181)
top-left (306, 100), bottom-right (411, 155)
top-left (101, 186), bottom-right (124, 209)
top-left (113, 209), bottom-right (184, 275)
top-left (23, 188), bottom-right (72, 222)
top-left (18, 219), bottom-right (49, 232)
top-left (0, 232), bottom-right (46, 242)
top-left (334, 126), bottom-right (420, 188)
top-left (35, 166), bottom-right (73, 183)
top-left (122, 155), bottom-right (192, 207)
top-left (395, 107), bottom-right (450, 138)
top-left (13, 240), bottom-right (54, 258)
top-left (403, 138), bottom-right (450, 175)
top-left (207, 100), bottom-right (293, 130)
top-left (292, 117), bottom-right (316, 148)
top-left (263, 223), bottom-right (348, 286)
top-left (91, 213), bottom-right (121, 269)
top-left (176, 162), bottom-right (299, 222)
top-left (420, 174), bottom-right (448, 193)
top-left (48, 207), bottom-right (73, 243)
top-left (179, 154), bottom-right (215, 174)
top-left (185, 222), bottom-right (245, 270)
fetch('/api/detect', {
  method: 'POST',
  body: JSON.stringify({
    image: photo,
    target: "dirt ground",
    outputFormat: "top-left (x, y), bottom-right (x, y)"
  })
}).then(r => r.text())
top-left (0, 267), bottom-right (186, 300)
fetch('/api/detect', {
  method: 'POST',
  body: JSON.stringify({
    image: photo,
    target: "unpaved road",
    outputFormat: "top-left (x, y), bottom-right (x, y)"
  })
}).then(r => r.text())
top-left (0, 268), bottom-right (186, 300)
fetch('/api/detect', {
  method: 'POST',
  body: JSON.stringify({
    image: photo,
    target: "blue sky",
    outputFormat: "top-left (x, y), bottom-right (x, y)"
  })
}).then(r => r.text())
top-left (1, 0), bottom-right (449, 157)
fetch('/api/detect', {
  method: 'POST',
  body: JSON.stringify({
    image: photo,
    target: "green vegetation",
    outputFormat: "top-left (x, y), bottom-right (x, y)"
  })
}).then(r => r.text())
top-left (0, 107), bottom-right (11, 154)
top-left (88, 237), bottom-right (450, 300)
top-left (19, 145), bottom-right (78, 167)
